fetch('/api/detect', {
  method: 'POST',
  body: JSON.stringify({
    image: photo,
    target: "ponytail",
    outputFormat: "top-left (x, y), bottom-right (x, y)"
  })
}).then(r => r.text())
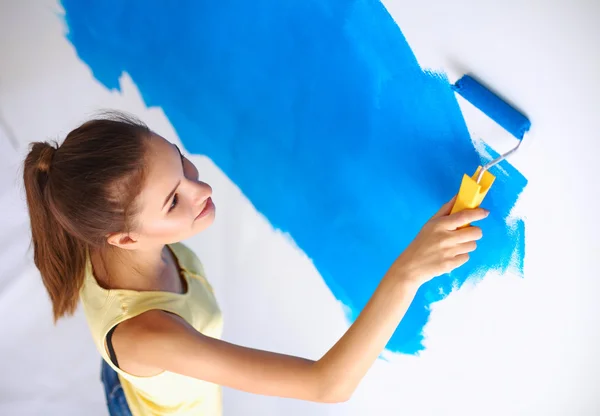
top-left (22, 112), bottom-right (150, 322)
top-left (23, 142), bottom-right (86, 322)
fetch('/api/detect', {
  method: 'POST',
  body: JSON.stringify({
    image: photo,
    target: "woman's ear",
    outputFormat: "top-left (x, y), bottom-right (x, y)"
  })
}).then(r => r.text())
top-left (106, 232), bottom-right (140, 250)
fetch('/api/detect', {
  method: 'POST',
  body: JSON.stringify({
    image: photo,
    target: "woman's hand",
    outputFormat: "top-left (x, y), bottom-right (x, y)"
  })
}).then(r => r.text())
top-left (393, 196), bottom-right (489, 286)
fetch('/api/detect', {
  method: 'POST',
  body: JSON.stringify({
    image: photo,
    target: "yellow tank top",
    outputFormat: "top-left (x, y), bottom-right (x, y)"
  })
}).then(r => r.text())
top-left (80, 242), bottom-right (223, 416)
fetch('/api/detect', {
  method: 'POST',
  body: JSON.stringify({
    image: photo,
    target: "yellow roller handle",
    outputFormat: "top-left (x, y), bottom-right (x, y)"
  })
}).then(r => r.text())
top-left (451, 166), bottom-right (496, 220)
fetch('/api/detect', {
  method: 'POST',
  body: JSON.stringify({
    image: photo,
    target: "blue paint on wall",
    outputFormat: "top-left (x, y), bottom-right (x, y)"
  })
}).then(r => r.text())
top-left (61, 0), bottom-right (527, 354)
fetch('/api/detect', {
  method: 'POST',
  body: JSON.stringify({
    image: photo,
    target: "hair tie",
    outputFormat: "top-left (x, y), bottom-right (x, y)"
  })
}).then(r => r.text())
top-left (38, 144), bottom-right (57, 174)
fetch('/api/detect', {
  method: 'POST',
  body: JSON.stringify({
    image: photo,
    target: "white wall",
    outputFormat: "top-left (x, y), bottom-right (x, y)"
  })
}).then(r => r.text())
top-left (0, 0), bottom-right (598, 415)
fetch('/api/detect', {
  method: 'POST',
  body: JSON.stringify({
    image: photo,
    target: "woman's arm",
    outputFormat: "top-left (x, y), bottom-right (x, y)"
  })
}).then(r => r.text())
top-left (112, 200), bottom-right (488, 403)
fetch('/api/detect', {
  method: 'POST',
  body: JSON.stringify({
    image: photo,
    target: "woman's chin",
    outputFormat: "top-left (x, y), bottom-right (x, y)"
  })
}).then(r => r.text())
top-left (192, 209), bottom-right (215, 233)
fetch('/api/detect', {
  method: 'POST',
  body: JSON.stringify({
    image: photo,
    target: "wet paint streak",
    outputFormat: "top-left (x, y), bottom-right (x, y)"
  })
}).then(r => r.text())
top-left (61, 0), bottom-right (526, 354)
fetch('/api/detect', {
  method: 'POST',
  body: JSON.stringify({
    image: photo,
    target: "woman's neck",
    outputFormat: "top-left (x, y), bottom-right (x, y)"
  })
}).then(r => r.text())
top-left (90, 244), bottom-right (173, 292)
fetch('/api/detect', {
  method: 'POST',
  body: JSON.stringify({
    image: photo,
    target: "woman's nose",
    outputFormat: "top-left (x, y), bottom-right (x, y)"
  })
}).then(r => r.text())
top-left (191, 181), bottom-right (212, 206)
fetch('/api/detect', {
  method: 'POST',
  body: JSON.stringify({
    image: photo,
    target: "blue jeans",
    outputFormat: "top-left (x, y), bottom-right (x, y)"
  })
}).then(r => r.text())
top-left (101, 359), bottom-right (132, 416)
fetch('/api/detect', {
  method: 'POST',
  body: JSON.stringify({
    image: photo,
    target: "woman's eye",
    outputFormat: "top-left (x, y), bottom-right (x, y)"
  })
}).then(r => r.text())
top-left (169, 194), bottom-right (179, 212)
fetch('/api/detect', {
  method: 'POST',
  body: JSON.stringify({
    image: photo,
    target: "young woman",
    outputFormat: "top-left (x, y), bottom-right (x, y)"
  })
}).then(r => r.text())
top-left (23, 112), bottom-right (487, 415)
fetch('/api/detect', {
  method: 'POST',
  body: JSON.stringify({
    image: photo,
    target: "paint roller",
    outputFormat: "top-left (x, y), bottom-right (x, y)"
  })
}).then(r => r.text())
top-left (447, 73), bottom-right (531, 215)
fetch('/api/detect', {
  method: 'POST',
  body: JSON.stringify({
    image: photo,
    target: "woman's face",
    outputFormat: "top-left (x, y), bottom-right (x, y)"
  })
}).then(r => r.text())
top-left (130, 134), bottom-right (215, 248)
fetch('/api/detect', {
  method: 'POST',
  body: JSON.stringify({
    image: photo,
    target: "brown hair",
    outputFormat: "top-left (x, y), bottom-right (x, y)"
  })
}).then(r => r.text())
top-left (23, 111), bottom-right (151, 322)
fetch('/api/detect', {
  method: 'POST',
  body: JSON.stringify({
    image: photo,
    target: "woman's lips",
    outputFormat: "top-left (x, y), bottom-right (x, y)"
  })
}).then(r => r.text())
top-left (195, 197), bottom-right (213, 220)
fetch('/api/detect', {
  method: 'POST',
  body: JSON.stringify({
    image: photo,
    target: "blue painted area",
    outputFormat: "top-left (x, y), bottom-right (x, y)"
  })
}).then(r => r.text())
top-left (61, 0), bottom-right (527, 354)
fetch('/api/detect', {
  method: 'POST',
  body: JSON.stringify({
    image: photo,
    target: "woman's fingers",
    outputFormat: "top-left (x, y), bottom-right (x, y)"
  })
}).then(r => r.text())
top-left (452, 241), bottom-right (478, 256)
top-left (442, 208), bottom-right (489, 230)
top-left (452, 253), bottom-right (470, 269)
top-left (449, 226), bottom-right (483, 245)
